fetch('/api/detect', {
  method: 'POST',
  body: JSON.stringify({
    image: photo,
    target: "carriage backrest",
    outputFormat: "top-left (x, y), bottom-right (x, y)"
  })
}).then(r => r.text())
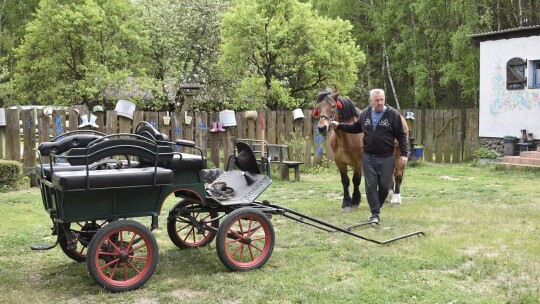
top-left (37, 134), bottom-right (104, 156)
top-left (65, 136), bottom-right (174, 166)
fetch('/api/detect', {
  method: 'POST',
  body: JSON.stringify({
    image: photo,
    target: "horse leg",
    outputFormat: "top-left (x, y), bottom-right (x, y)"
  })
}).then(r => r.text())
top-left (351, 170), bottom-right (361, 207)
top-left (391, 164), bottom-right (404, 206)
top-left (336, 162), bottom-right (352, 212)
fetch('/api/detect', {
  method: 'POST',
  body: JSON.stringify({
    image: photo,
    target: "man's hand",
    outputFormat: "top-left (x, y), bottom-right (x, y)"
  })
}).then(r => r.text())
top-left (400, 156), bottom-right (408, 165)
top-left (329, 121), bottom-right (339, 129)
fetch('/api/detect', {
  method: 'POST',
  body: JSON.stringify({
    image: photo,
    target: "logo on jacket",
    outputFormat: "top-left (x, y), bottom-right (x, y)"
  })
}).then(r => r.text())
top-left (365, 118), bottom-right (371, 126)
top-left (379, 119), bottom-right (390, 127)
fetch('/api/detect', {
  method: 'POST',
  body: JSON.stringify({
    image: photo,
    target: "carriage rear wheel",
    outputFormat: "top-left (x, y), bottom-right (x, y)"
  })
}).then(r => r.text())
top-left (86, 220), bottom-right (158, 292)
top-left (216, 208), bottom-right (274, 271)
top-left (167, 200), bottom-right (218, 249)
top-left (59, 220), bottom-right (108, 262)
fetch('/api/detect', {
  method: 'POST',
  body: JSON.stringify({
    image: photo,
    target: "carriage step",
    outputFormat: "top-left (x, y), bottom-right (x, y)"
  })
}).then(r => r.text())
top-left (30, 243), bottom-right (57, 250)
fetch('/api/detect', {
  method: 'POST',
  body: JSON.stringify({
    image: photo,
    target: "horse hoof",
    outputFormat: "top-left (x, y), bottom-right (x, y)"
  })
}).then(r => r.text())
top-left (391, 194), bottom-right (401, 206)
top-left (341, 207), bottom-right (351, 213)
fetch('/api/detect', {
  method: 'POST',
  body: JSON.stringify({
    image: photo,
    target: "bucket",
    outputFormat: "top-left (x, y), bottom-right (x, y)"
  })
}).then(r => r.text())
top-left (0, 109), bottom-right (5, 126)
top-left (219, 110), bottom-right (237, 127)
top-left (413, 147), bottom-right (424, 158)
top-left (184, 111), bottom-right (192, 125)
top-left (114, 100), bottom-right (136, 120)
top-left (244, 110), bottom-right (257, 121)
top-left (292, 108), bottom-right (305, 121)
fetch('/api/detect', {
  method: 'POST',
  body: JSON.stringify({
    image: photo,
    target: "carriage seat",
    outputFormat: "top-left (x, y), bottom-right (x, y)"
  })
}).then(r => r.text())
top-left (51, 167), bottom-right (173, 190)
top-left (175, 153), bottom-right (204, 171)
top-left (36, 160), bottom-right (140, 181)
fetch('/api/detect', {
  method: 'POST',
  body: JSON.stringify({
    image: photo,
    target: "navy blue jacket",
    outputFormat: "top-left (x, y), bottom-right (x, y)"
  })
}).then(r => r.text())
top-left (337, 105), bottom-right (408, 157)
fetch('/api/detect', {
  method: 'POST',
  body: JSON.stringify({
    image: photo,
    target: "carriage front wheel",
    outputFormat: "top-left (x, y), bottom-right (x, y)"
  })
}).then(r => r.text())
top-left (216, 208), bottom-right (275, 271)
top-left (59, 220), bottom-right (109, 262)
top-left (167, 200), bottom-right (219, 249)
top-left (86, 220), bottom-right (158, 292)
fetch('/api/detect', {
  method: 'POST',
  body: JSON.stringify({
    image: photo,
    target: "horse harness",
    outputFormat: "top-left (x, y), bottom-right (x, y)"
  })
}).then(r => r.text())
top-left (313, 95), bottom-right (342, 121)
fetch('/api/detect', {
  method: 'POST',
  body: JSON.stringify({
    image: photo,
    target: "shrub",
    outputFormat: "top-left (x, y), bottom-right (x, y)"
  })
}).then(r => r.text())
top-left (473, 147), bottom-right (500, 159)
top-left (0, 160), bottom-right (24, 192)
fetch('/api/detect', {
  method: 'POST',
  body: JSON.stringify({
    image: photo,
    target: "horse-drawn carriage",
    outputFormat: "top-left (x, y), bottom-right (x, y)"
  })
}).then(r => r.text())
top-left (33, 121), bottom-right (424, 292)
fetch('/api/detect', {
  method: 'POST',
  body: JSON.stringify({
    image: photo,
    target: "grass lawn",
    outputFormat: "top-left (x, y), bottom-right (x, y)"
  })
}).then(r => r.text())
top-left (0, 162), bottom-right (539, 303)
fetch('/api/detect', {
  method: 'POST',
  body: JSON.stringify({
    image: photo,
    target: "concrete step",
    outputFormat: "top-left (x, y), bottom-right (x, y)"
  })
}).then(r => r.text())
top-left (501, 156), bottom-right (540, 167)
top-left (519, 151), bottom-right (540, 159)
top-left (502, 162), bottom-right (540, 169)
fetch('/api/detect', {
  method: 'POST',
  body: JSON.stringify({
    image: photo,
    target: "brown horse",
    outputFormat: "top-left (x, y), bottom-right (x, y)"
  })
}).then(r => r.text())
top-left (314, 92), bottom-right (363, 212)
top-left (388, 115), bottom-right (409, 206)
top-left (314, 92), bottom-right (409, 212)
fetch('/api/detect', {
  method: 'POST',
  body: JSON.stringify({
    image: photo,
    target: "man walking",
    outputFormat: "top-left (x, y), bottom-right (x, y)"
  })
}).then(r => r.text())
top-left (330, 89), bottom-right (408, 223)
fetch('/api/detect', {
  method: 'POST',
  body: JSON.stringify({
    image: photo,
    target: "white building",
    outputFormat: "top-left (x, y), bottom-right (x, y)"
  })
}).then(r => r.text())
top-left (470, 25), bottom-right (540, 140)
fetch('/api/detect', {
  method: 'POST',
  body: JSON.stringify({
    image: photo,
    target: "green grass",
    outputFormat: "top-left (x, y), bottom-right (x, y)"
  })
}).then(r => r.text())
top-left (0, 163), bottom-right (539, 303)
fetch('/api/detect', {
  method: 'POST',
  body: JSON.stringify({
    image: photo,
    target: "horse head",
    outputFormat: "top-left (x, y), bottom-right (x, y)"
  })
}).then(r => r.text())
top-left (313, 92), bottom-right (340, 136)
top-left (313, 91), bottom-right (359, 136)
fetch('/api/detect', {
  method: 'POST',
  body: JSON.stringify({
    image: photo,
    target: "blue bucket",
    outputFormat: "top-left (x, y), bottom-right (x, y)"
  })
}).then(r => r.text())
top-left (413, 147), bottom-right (424, 158)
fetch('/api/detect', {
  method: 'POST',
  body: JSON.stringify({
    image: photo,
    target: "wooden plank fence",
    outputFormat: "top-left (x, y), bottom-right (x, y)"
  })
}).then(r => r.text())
top-left (0, 107), bottom-right (480, 178)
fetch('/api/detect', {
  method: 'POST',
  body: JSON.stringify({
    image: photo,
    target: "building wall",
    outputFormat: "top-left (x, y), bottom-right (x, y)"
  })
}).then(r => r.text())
top-left (479, 35), bottom-right (540, 139)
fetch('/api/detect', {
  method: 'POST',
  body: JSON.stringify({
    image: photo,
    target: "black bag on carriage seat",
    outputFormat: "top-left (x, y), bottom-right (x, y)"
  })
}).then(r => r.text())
top-left (235, 142), bottom-right (261, 174)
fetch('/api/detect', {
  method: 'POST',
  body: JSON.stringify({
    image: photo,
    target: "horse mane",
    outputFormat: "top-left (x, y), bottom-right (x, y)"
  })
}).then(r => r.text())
top-left (316, 91), bottom-right (360, 120)
top-left (337, 96), bottom-right (360, 120)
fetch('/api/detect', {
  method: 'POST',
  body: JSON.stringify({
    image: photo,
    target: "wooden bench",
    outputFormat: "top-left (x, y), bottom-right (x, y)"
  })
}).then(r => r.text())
top-left (267, 144), bottom-right (304, 181)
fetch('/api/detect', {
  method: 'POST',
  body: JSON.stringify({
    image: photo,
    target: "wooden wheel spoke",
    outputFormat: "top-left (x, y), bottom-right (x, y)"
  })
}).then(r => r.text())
top-left (181, 226), bottom-right (196, 242)
top-left (108, 261), bottom-right (119, 279)
top-left (106, 237), bottom-right (122, 253)
top-left (248, 243), bottom-right (263, 253)
top-left (100, 257), bottom-right (120, 270)
top-left (231, 243), bottom-right (245, 258)
top-left (126, 260), bottom-right (142, 275)
top-left (248, 244), bottom-right (255, 261)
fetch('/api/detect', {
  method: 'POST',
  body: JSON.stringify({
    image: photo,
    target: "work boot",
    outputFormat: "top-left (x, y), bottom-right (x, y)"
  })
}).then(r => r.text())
top-left (368, 214), bottom-right (380, 224)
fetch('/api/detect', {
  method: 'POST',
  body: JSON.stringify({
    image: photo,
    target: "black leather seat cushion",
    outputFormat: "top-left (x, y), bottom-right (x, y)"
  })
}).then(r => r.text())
top-left (37, 161), bottom-right (140, 181)
top-left (36, 163), bottom-right (87, 181)
top-left (52, 167), bottom-right (173, 190)
top-left (176, 153), bottom-right (204, 171)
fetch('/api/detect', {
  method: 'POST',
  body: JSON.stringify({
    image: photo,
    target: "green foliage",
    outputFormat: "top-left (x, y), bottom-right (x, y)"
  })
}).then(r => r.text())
top-left (219, 0), bottom-right (365, 110)
top-left (473, 147), bottom-right (500, 159)
top-left (10, 0), bottom-right (150, 108)
top-left (281, 129), bottom-right (307, 162)
top-left (0, 160), bottom-right (24, 192)
top-left (137, 0), bottom-right (233, 112)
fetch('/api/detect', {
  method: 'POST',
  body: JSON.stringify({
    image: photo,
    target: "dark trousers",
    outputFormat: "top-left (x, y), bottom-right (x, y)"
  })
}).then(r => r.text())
top-left (362, 153), bottom-right (394, 215)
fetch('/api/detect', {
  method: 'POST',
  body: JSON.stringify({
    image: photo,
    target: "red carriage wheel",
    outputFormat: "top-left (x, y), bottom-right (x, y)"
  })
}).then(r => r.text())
top-left (216, 208), bottom-right (275, 271)
top-left (167, 200), bottom-right (218, 249)
top-left (86, 220), bottom-right (158, 292)
top-left (59, 220), bottom-right (108, 262)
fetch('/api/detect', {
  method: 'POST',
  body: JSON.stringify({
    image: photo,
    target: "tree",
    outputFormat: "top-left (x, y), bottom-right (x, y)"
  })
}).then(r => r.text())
top-left (219, 0), bottom-right (365, 110)
top-left (137, 0), bottom-right (233, 112)
top-left (0, 0), bottom-right (39, 105)
top-left (10, 0), bottom-right (150, 108)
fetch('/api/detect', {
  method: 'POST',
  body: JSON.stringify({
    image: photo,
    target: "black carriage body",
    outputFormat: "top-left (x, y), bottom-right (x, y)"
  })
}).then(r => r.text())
top-left (35, 128), bottom-right (208, 225)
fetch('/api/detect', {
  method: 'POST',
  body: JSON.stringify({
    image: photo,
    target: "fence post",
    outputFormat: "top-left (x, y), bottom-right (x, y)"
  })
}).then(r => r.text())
top-left (21, 109), bottom-right (37, 186)
top-left (5, 108), bottom-right (20, 161)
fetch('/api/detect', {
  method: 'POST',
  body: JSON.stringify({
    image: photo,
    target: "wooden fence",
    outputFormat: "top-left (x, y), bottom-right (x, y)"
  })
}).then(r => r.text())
top-left (0, 107), bottom-right (479, 177)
